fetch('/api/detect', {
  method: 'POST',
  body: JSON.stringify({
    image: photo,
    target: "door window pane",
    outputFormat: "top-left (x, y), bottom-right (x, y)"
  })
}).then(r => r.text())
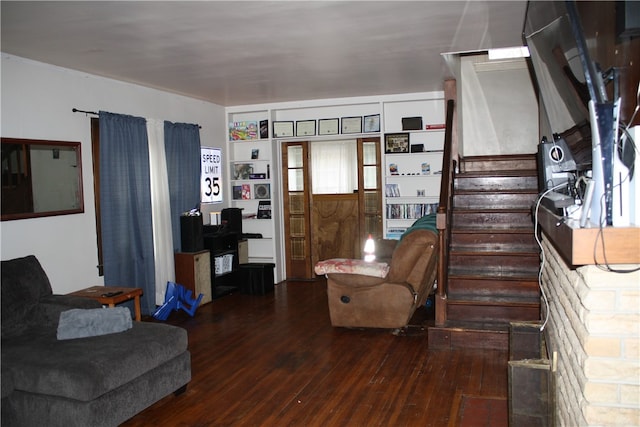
top-left (363, 142), bottom-right (377, 165)
top-left (288, 169), bottom-right (304, 191)
top-left (288, 146), bottom-right (303, 168)
top-left (311, 140), bottom-right (357, 194)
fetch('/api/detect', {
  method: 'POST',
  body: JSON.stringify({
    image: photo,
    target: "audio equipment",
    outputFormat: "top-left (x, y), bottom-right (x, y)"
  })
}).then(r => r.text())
top-left (180, 215), bottom-right (204, 252)
top-left (537, 137), bottom-right (577, 191)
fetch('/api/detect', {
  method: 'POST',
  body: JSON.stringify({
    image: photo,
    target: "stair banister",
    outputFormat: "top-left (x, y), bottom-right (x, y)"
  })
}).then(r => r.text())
top-left (436, 99), bottom-right (456, 326)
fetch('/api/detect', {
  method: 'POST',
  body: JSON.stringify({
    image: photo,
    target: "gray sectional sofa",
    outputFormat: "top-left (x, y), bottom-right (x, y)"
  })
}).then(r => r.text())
top-left (1, 255), bottom-right (191, 427)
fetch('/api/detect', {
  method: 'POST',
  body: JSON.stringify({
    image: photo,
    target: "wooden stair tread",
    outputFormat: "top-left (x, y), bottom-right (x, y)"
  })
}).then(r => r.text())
top-left (457, 170), bottom-right (537, 177)
top-left (455, 188), bottom-right (538, 195)
top-left (462, 154), bottom-right (537, 162)
top-left (446, 295), bottom-right (540, 305)
top-left (452, 226), bottom-right (534, 233)
top-left (453, 207), bottom-right (534, 213)
top-left (450, 246), bottom-right (539, 255)
top-left (448, 268), bottom-right (539, 280)
top-left (433, 320), bottom-right (511, 332)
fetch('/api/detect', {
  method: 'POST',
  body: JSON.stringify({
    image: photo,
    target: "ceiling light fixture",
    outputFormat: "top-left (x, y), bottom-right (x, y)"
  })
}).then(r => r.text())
top-left (488, 46), bottom-right (530, 60)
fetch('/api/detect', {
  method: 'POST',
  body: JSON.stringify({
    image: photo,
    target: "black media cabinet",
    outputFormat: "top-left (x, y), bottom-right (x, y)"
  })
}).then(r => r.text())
top-left (203, 226), bottom-right (239, 298)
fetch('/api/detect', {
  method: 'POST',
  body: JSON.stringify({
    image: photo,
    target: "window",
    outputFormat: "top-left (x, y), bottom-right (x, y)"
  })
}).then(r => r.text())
top-left (310, 140), bottom-right (357, 194)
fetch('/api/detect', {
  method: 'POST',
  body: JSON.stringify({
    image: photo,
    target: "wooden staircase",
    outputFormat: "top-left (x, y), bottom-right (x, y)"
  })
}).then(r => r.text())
top-left (429, 154), bottom-right (541, 349)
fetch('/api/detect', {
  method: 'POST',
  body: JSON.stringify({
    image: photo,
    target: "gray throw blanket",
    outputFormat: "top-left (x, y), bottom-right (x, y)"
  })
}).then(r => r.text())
top-left (57, 307), bottom-right (132, 340)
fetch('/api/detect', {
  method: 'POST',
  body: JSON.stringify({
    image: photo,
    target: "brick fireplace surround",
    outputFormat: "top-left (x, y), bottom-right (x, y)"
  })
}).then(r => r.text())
top-left (540, 237), bottom-right (640, 426)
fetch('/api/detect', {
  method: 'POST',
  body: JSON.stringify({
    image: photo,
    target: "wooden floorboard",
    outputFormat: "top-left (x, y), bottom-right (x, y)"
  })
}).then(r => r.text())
top-left (121, 278), bottom-right (508, 426)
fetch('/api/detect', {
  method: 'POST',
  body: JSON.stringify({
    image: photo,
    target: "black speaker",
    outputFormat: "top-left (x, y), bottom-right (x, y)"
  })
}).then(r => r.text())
top-left (180, 215), bottom-right (204, 252)
top-left (222, 208), bottom-right (243, 234)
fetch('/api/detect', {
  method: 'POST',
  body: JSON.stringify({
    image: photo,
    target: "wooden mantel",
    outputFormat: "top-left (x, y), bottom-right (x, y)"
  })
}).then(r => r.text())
top-left (537, 205), bottom-right (640, 266)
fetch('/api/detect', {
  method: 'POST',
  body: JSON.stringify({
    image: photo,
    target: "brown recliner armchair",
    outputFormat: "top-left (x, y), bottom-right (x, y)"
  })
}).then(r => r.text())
top-left (317, 228), bottom-right (438, 329)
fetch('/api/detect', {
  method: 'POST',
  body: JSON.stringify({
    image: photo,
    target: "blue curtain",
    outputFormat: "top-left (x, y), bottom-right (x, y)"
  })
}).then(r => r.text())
top-left (164, 121), bottom-right (202, 253)
top-left (99, 111), bottom-right (156, 315)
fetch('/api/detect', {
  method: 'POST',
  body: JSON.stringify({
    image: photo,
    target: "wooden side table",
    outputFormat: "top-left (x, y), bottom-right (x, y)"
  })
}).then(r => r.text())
top-left (68, 286), bottom-right (143, 321)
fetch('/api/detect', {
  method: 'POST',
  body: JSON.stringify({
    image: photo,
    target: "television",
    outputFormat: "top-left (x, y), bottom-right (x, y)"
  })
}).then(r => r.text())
top-left (523, 1), bottom-right (630, 226)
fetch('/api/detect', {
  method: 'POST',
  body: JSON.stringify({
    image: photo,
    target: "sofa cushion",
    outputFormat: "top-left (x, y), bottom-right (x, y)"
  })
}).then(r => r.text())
top-left (57, 307), bottom-right (132, 340)
top-left (1, 255), bottom-right (54, 339)
top-left (1, 322), bottom-right (188, 402)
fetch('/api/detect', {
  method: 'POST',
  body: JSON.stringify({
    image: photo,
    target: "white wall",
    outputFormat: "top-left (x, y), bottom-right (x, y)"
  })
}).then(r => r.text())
top-left (0, 53), bottom-right (226, 294)
top-left (459, 55), bottom-right (538, 156)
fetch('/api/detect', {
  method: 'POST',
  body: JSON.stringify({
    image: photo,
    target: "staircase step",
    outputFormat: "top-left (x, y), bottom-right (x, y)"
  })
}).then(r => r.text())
top-left (449, 264), bottom-right (539, 279)
top-left (445, 296), bottom-right (541, 324)
top-left (451, 209), bottom-right (535, 228)
top-left (451, 228), bottom-right (538, 250)
top-left (455, 173), bottom-right (538, 192)
top-left (447, 278), bottom-right (539, 300)
top-left (448, 250), bottom-right (540, 272)
top-left (428, 322), bottom-right (509, 350)
top-left (453, 192), bottom-right (538, 209)
top-left (461, 154), bottom-right (538, 173)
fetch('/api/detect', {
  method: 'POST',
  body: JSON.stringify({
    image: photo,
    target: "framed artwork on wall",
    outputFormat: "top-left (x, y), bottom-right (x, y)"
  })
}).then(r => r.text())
top-left (384, 133), bottom-right (410, 153)
top-left (364, 114), bottom-right (380, 132)
top-left (273, 121), bottom-right (294, 138)
top-left (341, 116), bottom-right (362, 134)
top-left (318, 118), bottom-right (339, 135)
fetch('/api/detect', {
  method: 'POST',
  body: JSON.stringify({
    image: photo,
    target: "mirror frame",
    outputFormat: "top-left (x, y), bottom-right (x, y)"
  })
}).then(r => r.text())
top-left (1, 137), bottom-right (84, 221)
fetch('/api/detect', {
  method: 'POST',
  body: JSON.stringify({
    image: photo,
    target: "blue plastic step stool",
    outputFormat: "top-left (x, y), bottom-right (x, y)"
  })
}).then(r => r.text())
top-left (153, 282), bottom-right (203, 320)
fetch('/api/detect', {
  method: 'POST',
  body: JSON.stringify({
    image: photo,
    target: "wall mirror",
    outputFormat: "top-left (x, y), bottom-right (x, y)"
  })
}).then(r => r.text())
top-left (1, 137), bottom-right (84, 221)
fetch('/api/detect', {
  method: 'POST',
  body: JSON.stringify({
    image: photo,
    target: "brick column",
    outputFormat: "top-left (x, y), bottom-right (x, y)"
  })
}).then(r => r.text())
top-left (541, 236), bottom-right (640, 426)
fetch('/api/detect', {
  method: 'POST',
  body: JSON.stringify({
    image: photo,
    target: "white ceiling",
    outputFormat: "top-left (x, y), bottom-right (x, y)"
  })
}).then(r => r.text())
top-left (1, 1), bottom-right (528, 107)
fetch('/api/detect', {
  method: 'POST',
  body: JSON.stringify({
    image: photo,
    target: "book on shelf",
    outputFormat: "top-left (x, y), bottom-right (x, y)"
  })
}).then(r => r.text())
top-left (257, 200), bottom-right (272, 219)
top-left (259, 120), bottom-right (269, 139)
top-left (386, 203), bottom-right (439, 219)
top-left (232, 185), bottom-right (243, 200)
top-left (385, 183), bottom-right (400, 197)
top-left (386, 227), bottom-right (407, 240)
top-left (241, 184), bottom-right (251, 200)
top-left (229, 121), bottom-right (258, 141)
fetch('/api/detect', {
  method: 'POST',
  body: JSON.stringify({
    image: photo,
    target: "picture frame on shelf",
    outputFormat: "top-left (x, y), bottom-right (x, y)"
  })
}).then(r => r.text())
top-left (233, 163), bottom-right (254, 180)
top-left (296, 120), bottom-right (316, 137)
top-left (254, 183), bottom-right (270, 199)
top-left (251, 148), bottom-right (259, 159)
top-left (273, 121), bottom-right (294, 138)
top-left (384, 133), bottom-right (410, 153)
top-left (341, 116), bottom-right (362, 134)
top-left (318, 118), bottom-right (339, 135)
top-left (363, 114), bottom-right (380, 133)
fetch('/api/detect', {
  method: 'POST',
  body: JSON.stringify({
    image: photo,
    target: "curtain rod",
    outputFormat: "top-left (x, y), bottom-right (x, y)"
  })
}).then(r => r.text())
top-left (72, 108), bottom-right (202, 128)
top-left (72, 108), bottom-right (98, 116)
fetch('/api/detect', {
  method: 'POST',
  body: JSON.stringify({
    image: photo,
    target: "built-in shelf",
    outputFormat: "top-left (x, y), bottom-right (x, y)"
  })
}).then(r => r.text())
top-left (537, 205), bottom-right (640, 265)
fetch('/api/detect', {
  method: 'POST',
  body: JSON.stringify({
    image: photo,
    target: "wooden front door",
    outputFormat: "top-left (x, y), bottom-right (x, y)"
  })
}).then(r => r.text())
top-left (281, 138), bottom-right (382, 280)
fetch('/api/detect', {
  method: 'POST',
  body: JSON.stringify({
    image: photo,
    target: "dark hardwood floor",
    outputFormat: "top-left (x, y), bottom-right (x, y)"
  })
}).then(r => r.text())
top-left (122, 278), bottom-right (508, 427)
